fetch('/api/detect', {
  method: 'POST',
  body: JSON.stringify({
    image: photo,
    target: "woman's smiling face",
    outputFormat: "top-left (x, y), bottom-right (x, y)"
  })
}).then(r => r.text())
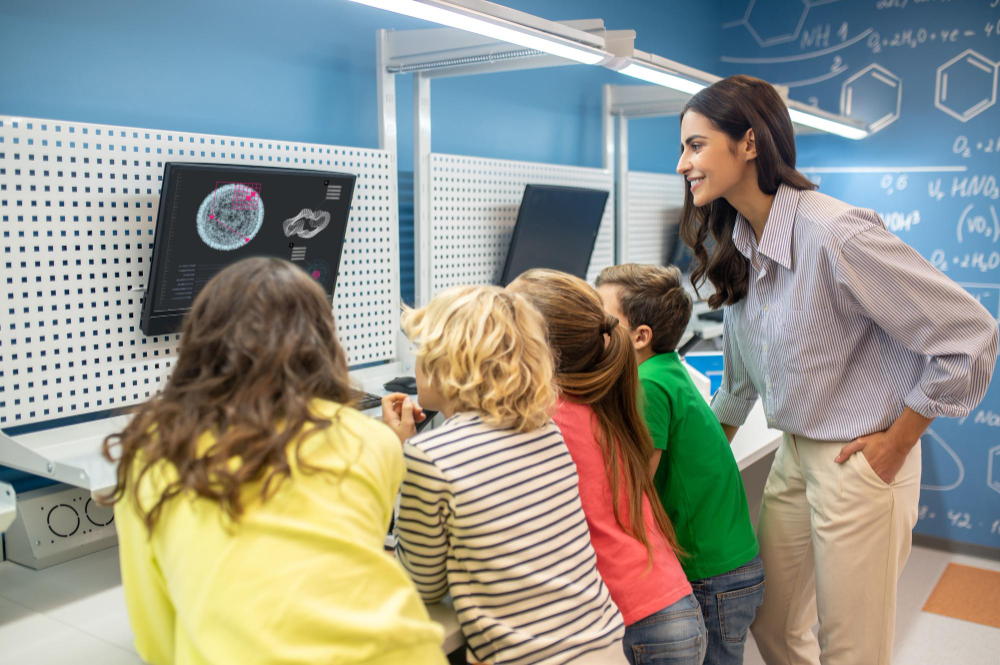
top-left (676, 110), bottom-right (748, 208)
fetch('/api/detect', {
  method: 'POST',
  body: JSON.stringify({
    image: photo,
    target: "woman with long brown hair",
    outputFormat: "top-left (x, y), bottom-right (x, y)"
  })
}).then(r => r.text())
top-left (677, 75), bottom-right (997, 665)
top-left (508, 269), bottom-right (705, 665)
top-left (103, 257), bottom-right (446, 665)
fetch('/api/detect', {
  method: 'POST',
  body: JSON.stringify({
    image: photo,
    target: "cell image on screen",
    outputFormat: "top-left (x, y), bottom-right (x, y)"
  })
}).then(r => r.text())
top-left (141, 163), bottom-right (356, 336)
top-left (304, 259), bottom-right (331, 284)
top-left (500, 185), bottom-right (609, 286)
top-left (196, 182), bottom-right (266, 250)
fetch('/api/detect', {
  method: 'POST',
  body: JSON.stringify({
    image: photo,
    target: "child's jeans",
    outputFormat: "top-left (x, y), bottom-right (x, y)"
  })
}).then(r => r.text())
top-left (690, 555), bottom-right (766, 665)
top-left (622, 593), bottom-right (707, 664)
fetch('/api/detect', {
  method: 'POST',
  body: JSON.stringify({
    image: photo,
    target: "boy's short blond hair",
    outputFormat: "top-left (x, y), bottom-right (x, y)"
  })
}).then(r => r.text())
top-left (595, 264), bottom-right (693, 353)
top-left (402, 285), bottom-right (556, 433)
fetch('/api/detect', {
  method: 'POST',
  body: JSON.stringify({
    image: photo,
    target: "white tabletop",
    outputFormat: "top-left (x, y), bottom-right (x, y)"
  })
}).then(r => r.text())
top-left (732, 401), bottom-right (783, 471)
top-left (0, 361), bottom-right (416, 496)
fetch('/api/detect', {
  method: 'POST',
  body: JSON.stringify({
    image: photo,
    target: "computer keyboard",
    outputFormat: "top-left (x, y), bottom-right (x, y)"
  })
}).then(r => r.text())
top-left (351, 390), bottom-right (384, 411)
top-left (697, 309), bottom-right (725, 323)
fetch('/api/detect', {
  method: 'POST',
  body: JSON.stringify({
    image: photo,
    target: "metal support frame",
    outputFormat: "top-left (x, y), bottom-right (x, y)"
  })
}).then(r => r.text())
top-left (603, 83), bottom-right (685, 264)
top-left (413, 73), bottom-right (433, 307)
top-left (602, 32), bottom-right (865, 137)
top-left (377, 21), bottom-right (624, 306)
top-left (1, 482), bottom-right (15, 534)
top-left (377, 29), bottom-right (416, 363)
top-left (0, 411), bottom-right (132, 496)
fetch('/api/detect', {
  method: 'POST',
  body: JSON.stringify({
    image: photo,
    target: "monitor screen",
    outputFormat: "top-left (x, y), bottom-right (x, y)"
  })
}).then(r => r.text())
top-left (499, 184), bottom-right (609, 286)
top-left (672, 234), bottom-right (695, 273)
top-left (141, 163), bottom-right (356, 336)
top-left (671, 230), bottom-right (715, 274)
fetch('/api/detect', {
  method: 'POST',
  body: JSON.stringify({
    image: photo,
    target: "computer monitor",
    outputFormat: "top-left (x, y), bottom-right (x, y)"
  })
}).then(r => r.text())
top-left (672, 232), bottom-right (696, 273)
top-left (670, 229), bottom-right (715, 274)
top-left (499, 184), bottom-right (609, 286)
top-left (141, 163), bottom-right (356, 336)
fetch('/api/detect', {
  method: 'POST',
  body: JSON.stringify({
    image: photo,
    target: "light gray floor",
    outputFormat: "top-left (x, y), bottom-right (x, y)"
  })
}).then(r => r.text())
top-left (741, 544), bottom-right (1000, 664)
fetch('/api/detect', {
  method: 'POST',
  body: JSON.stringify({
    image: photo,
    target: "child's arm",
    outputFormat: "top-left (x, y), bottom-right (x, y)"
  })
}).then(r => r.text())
top-left (649, 449), bottom-right (662, 478)
top-left (395, 443), bottom-right (452, 604)
top-left (381, 394), bottom-right (427, 443)
top-left (640, 377), bottom-right (671, 477)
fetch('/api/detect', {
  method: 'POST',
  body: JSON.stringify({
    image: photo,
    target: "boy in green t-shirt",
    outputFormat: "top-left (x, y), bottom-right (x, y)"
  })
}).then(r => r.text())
top-left (597, 263), bottom-right (763, 665)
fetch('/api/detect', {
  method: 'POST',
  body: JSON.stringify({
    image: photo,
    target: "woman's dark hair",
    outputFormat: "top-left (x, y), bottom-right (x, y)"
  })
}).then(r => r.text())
top-left (678, 75), bottom-right (816, 308)
top-left (102, 257), bottom-right (355, 532)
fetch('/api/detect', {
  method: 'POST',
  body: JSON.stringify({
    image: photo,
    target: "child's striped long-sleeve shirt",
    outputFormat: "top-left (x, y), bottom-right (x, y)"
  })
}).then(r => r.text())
top-left (396, 413), bottom-right (625, 664)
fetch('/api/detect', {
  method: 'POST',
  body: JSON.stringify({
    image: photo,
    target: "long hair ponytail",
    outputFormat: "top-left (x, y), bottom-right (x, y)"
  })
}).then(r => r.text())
top-left (509, 269), bottom-right (680, 559)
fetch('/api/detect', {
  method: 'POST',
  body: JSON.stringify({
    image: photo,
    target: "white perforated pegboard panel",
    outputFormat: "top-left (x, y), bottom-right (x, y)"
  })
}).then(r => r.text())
top-left (428, 153), bottom-right (614, 294)
top-left (0, 116), bottom-right (399, 426)
top-left (625, 171), bottom-right (685, 265)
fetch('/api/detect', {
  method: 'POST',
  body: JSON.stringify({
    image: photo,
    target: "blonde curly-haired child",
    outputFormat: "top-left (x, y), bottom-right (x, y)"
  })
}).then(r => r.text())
top-left (382, 285), bottom-right (627, 665)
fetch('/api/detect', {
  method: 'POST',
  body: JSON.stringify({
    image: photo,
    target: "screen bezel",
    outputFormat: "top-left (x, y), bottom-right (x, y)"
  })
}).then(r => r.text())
top-left (140, 162), bottom-right (357, 336)
top-left (499, 184), bottom-right (609, 286)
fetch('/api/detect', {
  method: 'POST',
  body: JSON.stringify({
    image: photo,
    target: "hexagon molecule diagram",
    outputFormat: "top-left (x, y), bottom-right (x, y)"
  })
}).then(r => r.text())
top-left (936, 49), bottom-right (999, 123)
top-left (840, 64), bottom-right (902, 134)
top-left (990, 444), bottom-right (1000, 495)
top-left (724, 0), bottom-right (822, 47)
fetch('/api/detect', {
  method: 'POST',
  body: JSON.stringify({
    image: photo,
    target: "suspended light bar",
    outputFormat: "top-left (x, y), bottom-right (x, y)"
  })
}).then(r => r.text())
top-left (606, 47), bottom-right (717, 97)
top-left (346, 0), bottom-right (609, 64)
top-left (786, 107), bottom-right (868, 140)
top-left (607, 46), bottom-right (868, 140)
top-left (617, 63), bottom-right (706, 95)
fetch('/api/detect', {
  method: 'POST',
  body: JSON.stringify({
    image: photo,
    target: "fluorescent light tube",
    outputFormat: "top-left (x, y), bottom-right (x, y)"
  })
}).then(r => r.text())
top-left (618, 63), bottom-right (706, 94)
top-left (787, 108), bottom-right (868, 140)
top-left (347, 0), bottom-right (606, 64)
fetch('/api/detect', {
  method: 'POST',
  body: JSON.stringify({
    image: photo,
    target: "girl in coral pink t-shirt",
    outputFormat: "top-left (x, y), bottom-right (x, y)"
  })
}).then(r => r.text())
top-left (510, 269), bottom-right (707, 665)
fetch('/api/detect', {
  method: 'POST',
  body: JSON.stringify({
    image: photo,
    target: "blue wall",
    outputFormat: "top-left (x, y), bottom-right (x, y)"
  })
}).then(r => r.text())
top-left (0, 0), bottom-right (720, 171)
top-left (0, 1), bottom-right (720, 492)
top-left (7, 0), bottom-right (993, 556)
top-left (719, 0), bottom-right (1000, 553)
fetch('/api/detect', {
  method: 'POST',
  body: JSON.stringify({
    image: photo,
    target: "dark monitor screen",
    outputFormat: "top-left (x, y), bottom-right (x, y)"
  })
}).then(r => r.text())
top-left (499, 184), bottom-right (609, 286)
top-left (671, 231), bottom-right (715, 274)
top-left (672, 234), bottom-right (695, 273)
top-left (141, 163), bottom-right (356, 336)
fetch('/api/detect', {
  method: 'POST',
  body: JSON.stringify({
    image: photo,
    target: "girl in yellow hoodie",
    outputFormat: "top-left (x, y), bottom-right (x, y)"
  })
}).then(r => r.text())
top-left (104, 257), bottom-right (446, 665)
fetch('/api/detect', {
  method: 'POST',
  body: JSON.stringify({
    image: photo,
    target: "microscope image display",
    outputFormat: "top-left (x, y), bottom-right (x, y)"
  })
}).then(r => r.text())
top-left (196, 182), bottom-right (265, 251)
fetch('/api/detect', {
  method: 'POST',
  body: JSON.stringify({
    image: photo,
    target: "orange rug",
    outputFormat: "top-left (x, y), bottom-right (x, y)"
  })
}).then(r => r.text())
top-left (921, 563), bottom-right (1000, 629)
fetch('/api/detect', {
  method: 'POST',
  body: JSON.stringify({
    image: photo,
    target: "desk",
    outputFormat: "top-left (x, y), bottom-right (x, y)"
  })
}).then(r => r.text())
top-left (0, 361), bottom-right (416, 497)
top-left (678, 300), bottom-right (725, 349)
top-left (732, 400), bottom-right (783, 471)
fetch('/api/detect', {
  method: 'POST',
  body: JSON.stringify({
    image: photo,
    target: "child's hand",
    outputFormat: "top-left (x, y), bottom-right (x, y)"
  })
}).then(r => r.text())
top-left (381, 393), bottom-right (426, 443)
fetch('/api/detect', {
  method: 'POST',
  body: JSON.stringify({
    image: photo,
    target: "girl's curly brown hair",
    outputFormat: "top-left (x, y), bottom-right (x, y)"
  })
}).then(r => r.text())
top-left (102, 257), bottom-right (355, 532)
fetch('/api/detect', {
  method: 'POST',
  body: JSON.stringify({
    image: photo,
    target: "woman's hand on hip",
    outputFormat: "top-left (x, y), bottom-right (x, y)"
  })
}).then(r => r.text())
top-left (835, 407), bottom-right (930, 483)
top-left (834, 431), bottom-right (910, 484)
